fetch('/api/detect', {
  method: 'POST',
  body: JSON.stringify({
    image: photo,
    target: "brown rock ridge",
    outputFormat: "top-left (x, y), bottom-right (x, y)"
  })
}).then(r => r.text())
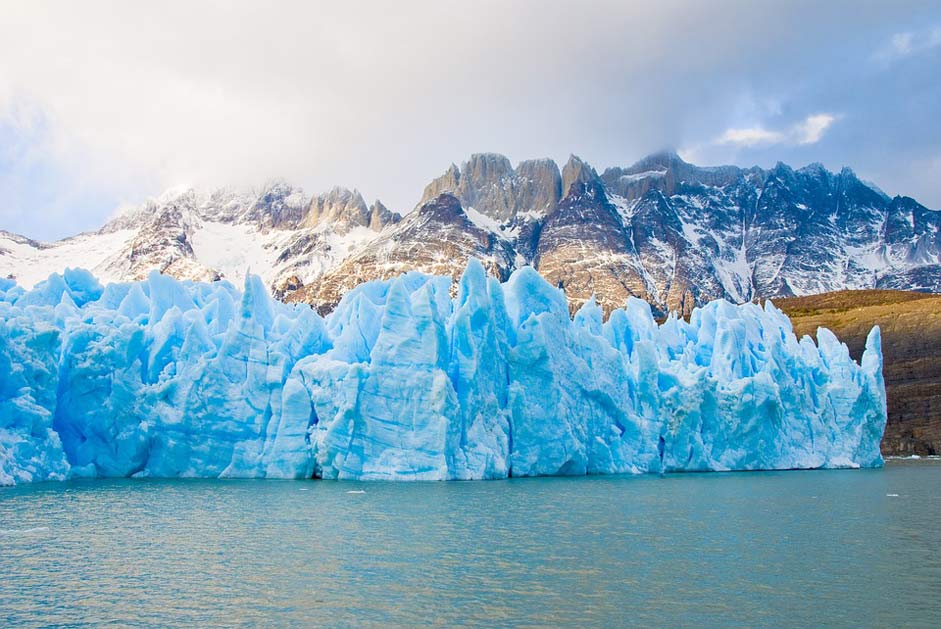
top-left (772, 290), bottom-right (941, 456)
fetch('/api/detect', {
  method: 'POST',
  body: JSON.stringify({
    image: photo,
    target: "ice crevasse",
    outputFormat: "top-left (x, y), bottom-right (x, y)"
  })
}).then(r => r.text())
top-left (0, 260), bottom-right (886, 485)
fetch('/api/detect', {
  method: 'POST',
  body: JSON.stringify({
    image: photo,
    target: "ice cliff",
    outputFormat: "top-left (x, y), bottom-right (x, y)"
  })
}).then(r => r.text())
top-left (0, 261), bottom-right (886, 485)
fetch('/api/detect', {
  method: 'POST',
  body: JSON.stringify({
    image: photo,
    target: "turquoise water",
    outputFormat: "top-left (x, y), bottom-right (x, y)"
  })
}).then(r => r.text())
top-left (2, 460), bottom-right (940, 627)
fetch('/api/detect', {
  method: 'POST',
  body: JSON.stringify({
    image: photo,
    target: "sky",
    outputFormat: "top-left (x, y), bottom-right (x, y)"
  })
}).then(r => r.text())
top-left (1, 1), bottom-right (939, 240)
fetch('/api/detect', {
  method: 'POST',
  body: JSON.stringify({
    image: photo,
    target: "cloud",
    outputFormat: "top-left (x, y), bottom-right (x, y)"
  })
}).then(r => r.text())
top-left (891, 32), bottom-right (914, 57)
top-left (873, 26), bottom-right (941, 64)
top-left (716, 127), bottom-right (785, 148)
top-left (715, 113), bottom-right (837, 148)
top-left (794, 114), bottom-right (837, 144)
top-left (0, 1), bottom-right (939, 238)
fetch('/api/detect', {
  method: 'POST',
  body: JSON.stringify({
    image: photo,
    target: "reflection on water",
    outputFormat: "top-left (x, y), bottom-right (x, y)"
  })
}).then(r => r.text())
top-left (2, 461), bottom-right (940, 627)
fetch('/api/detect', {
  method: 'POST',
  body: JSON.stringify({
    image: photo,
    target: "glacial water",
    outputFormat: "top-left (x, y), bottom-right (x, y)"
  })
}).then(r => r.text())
top-left (2, 460), bottom-right (940, 627)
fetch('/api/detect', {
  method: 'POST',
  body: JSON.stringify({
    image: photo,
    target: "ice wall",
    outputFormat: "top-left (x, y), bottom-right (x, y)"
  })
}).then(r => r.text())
top-left (0, 261), bottom-right (887, 485)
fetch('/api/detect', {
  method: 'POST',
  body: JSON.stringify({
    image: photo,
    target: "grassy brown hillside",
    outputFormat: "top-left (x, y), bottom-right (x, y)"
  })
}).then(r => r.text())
top-left (771, 290), bottom-right (941, 456)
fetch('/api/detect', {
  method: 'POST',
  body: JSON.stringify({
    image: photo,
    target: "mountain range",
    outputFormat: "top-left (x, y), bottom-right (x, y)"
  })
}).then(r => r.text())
top-left (2, 151), bottom-right (939, 315)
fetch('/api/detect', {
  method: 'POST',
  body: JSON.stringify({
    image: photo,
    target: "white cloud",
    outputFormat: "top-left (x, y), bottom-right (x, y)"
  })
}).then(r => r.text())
top-left (794, 114), bottom-right (836, 145)
top-left (716, 127), bottom-right (785, 147)
top-left (892, 32), bottom-right (914, 57)
top-left (873, 26), bottom-right (941, 64)
top-left (715, 113), bottom-right (837, 148)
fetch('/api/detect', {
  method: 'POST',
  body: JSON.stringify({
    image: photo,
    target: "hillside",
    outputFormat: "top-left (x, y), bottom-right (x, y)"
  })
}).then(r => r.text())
top-left (773, 290), bottom-right (941, 456)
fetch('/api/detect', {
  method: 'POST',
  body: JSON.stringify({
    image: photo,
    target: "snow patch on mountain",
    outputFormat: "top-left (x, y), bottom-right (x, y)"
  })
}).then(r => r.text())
top-left (0, 229), bottom-right (137, 288)
top-left (189, 221), bottom-right (278, 286)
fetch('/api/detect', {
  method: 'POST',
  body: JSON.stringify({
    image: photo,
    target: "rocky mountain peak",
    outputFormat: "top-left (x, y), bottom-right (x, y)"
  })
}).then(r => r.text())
top-left (463, 153), bottom-right (514, 182)
top-left (418, 163), bottom-right (461, 208)
top-left (513, 158), bottom-right (562, 220)
top-left (794, 162), bottom-right (826, 180)
top-left (250, 179), bottom-right (300, 207)
top-left (242, 179), bottom-right (308, 227)
top-left (416, 192), bottom-right (465, 223)
top-left (419, 153), bottom-right (563, 224)
top-left (304, 187), bottom-right (371, 232)
top-left (627, 149), bottom-right (687, 173)
top-left (515, 158), bottom-right (561, 182)
top-left (606, 150), bottom-right (746, 202)
top-left (368, 200), bottom-right (399, 231)
top-left (561, 155), bottom-right (601, 197)
top-left (769, 161), bottom-right (798, 184)
top-left (100, 187), bottom-right (200, 233)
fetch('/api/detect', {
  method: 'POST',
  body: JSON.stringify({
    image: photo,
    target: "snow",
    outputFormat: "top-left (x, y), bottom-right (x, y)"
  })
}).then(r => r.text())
top-left (843, 243), bottom-right (889, 283)
top-left (712, 239), bottom-right (753, 303)
top-left (0, 230), bottom-right (136, 289)
top-left (680, 219), bottom-right (703, 247)
top-left (619, 169), bottom-right (667, 183)
top-left (516, 208), bottom-right (548, 223)
top-left (190, 221), bottom-right (276, 286)
top-left (0, 261), bottom-right (887, 485)
top-left (464, 206), bottom-right (515, 240)
top-left (188, 220), bottom-right (379, 287)
top-left (322, 226), bottom-right (381, 266)
top-left (608, 194), bottom-right (639, 223)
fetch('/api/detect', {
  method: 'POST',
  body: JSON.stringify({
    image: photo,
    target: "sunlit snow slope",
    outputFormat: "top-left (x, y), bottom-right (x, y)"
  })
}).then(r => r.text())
top-left (0, 182), bottom-right (399, 300)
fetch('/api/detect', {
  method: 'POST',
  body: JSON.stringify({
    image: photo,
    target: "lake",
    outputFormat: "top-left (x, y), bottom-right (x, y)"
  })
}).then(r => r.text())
top-left (2, 459), bottom-right (940, 627)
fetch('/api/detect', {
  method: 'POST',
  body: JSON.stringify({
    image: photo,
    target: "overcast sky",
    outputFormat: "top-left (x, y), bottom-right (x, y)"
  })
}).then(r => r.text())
top-left (1, 0), bottom-right (939, 240)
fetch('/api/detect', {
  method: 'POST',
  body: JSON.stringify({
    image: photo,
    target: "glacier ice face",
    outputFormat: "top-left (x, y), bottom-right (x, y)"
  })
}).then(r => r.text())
top-left (0, 260), bottom-right (887, 485)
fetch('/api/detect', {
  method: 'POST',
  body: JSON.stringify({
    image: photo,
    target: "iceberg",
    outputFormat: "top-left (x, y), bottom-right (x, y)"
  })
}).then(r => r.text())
top-left (0, 261), bottom-right (886, 485)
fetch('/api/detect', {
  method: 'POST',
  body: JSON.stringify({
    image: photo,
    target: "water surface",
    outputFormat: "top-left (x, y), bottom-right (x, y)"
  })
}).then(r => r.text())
top-left (2, 460), bottom-right (940, 627)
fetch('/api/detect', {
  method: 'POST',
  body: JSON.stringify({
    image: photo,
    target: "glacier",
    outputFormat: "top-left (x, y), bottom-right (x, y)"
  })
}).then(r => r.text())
top-left (0, 260), bottom-right (886, 485)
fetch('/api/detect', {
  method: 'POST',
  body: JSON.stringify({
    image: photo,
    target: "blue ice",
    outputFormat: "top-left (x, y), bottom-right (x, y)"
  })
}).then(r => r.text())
top-left (0, 261), bottom-right (887, 485)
